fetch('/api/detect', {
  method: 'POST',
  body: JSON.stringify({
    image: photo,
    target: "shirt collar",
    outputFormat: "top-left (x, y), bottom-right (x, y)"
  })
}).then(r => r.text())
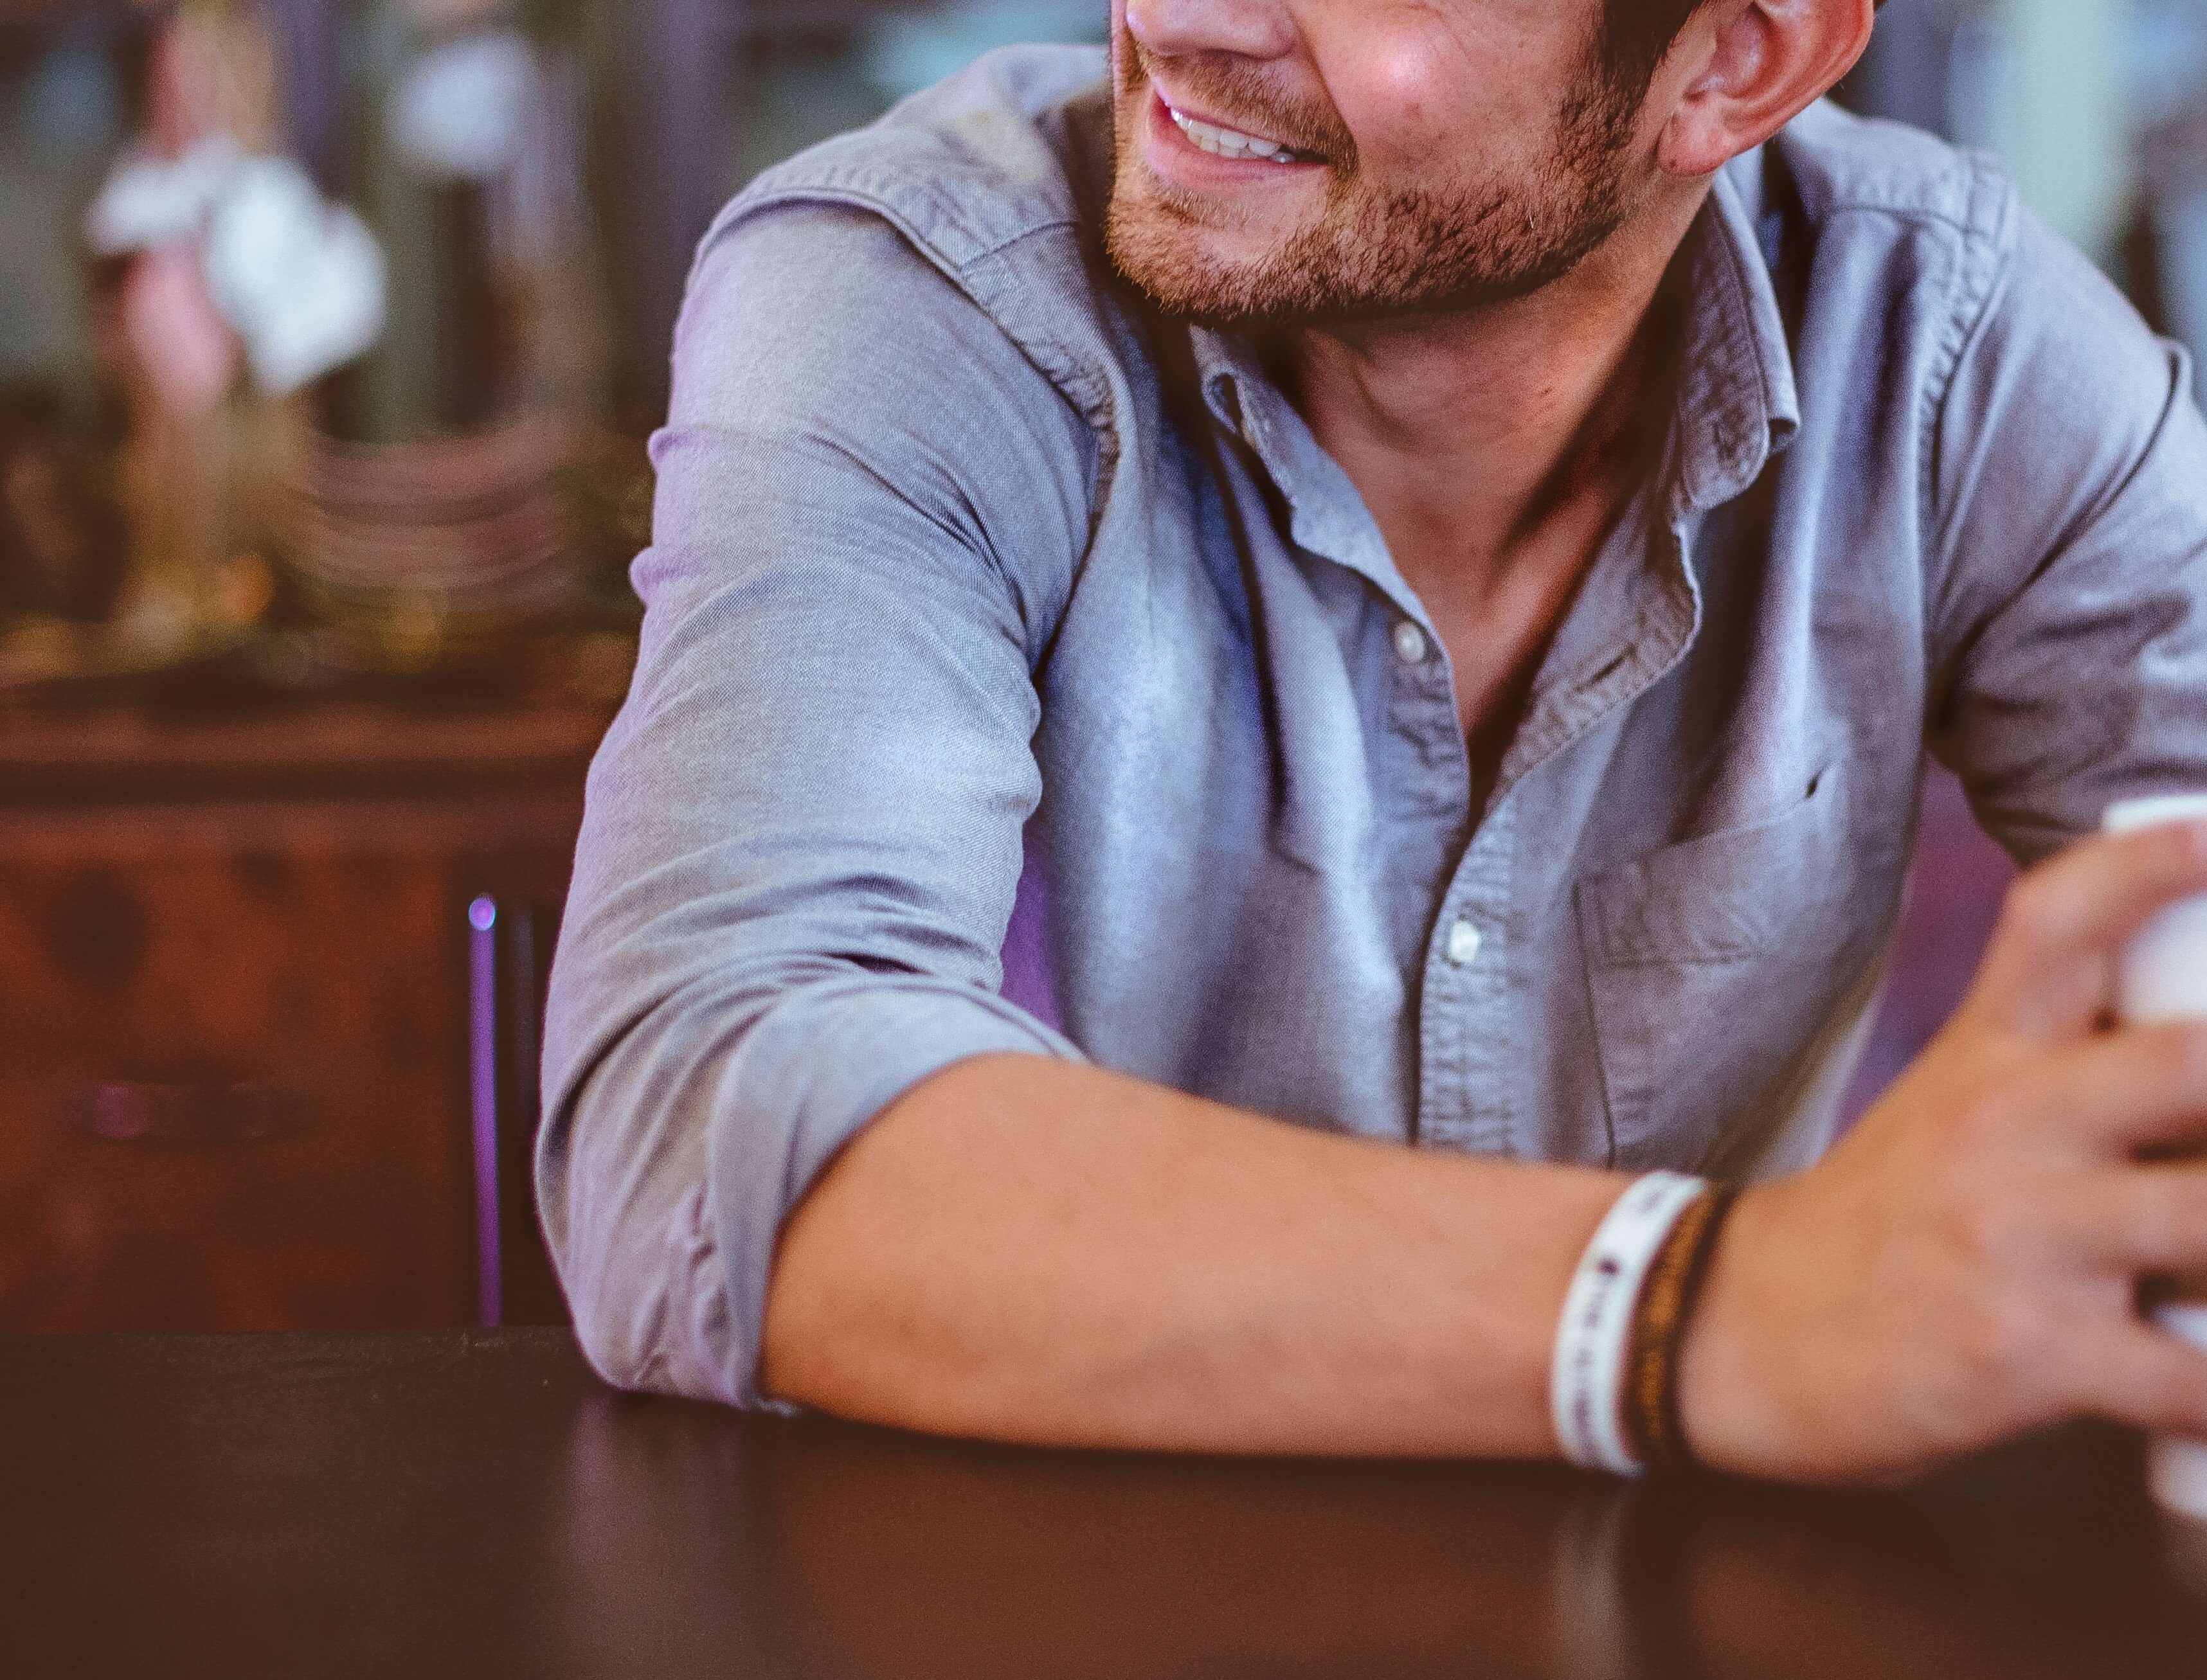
top-left (1182, 142), bottom-right (1803, 537)
top-left (1670, 143), bottom-right (1801, 520)
top-left (1186, 322), bottom-right (1427, 620)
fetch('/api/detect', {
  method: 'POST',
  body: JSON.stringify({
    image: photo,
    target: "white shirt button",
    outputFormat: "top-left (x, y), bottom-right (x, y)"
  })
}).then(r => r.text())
top-left (1446, 920), bottom-right (1484, 967)
top-left (1393, 621), bottom-right (1430, 665)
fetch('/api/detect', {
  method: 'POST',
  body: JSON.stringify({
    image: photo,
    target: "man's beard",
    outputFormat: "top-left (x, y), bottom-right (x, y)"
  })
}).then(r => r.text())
top-left (1105, 44), bottom-right (1646, 332)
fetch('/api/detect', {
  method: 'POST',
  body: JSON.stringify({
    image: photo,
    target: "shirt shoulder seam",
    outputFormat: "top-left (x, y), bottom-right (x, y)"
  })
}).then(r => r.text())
top-left (1916, 154), bottom-right (2019, 659)
top-left (726, 156), bottom-right (1080, 268)
top-left (703, 174), bottom-right (1112, 656)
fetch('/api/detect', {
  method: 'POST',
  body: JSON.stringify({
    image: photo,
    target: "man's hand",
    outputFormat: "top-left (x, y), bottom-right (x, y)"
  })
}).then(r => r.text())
top-left (1680, 816), bottom-right (2207, 1485)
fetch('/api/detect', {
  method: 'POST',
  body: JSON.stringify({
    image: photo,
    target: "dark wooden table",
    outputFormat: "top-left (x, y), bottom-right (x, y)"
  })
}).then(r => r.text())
top-left (3, 1330), bottom-right (2204, 1679)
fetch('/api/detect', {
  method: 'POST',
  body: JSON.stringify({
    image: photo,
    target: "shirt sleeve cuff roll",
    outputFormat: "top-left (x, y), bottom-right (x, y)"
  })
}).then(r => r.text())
top-left (705, 978), bottom-right (1086, 1412)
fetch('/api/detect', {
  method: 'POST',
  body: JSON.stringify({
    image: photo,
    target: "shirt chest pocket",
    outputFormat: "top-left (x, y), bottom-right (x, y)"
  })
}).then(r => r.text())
top-left (1572, 760), bottom-right (1871, 1174)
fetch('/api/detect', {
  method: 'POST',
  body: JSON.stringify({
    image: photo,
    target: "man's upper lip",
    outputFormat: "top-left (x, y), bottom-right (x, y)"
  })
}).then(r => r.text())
top-left (1148, 79), bottom-right (1301, 153)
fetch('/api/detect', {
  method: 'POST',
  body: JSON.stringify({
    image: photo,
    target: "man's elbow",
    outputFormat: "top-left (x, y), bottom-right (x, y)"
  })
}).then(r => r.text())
top-left (563, 1275), bottom-right (664, 1397)
top-left (546, 1153), bottom-right (753, 1408)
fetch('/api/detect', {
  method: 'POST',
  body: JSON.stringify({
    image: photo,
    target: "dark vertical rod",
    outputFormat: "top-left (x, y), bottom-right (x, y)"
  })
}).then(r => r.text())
top-left (265, 0), bottom-right (342, 192)
top-left (500, 904), bottom-right (541, 1313)
top-left (433, 181), bottom-right (502, 430)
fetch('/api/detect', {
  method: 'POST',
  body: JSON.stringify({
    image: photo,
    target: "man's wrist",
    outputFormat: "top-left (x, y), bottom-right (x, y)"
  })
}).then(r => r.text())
top-left (1550, 1172), bottom-right (1711, 1475)
top-left (1625, 1183), bottom-right (1740, 1470)
top-left (1671, 1182), bottom-right (1778, 1478)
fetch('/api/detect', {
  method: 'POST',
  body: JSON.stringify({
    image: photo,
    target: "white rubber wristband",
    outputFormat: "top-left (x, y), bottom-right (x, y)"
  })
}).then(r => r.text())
top-left (1551, 1171), bottom-right (1711, 1476)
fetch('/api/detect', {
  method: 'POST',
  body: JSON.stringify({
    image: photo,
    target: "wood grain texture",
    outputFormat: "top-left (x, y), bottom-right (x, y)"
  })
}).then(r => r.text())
top-left (0, 847), bottom-right (471, 1330)
top-left (0, 699), bottom-right (606, 1334)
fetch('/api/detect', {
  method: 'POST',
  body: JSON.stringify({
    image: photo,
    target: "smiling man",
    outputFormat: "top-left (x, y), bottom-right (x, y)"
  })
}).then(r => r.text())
top-left (541, 1), bottom-right (2207, 1485)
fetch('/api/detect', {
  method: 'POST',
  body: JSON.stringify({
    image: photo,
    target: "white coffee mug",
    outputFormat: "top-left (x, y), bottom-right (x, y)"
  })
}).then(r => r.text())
top-left (2105, 795), bottom-right (2207, 1521)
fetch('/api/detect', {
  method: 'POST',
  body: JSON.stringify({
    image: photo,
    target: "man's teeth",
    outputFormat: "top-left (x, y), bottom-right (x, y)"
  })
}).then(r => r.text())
top-left (1168, 106), bottom-right (1302, 165)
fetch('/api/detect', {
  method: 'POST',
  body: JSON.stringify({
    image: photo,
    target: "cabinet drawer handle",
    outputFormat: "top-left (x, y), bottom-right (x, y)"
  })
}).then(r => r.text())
top-left (67, 1080), bottom-right (315, 1146)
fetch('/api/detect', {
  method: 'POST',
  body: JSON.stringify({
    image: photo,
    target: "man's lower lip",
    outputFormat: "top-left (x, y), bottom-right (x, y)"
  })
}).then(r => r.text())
top-left (1143, 90), bottom-right (1323, 181)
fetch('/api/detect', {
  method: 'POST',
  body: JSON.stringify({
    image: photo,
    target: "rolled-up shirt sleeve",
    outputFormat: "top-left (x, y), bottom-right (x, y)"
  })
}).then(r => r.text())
top-left (537, 201), bottom-right (1095, 1408)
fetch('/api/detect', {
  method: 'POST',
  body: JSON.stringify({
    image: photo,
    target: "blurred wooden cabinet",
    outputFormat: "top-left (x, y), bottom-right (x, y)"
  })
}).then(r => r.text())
top-left (0, 699), bottom-right (607, 1334)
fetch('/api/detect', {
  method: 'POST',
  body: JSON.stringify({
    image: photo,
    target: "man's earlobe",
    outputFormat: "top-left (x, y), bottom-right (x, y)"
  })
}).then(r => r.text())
top-left (1657, 103), bottom-right (1740, 182)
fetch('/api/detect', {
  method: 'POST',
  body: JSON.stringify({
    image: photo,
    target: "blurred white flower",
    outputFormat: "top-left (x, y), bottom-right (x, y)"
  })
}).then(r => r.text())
top-left (87, 132), bottom-right (388, 396)
top-left (201, 156), bottom-right (386, 395)
top-left (388, 31), bottom-right (538, 183)
top-left (86, 136), bottom-right (243, 255)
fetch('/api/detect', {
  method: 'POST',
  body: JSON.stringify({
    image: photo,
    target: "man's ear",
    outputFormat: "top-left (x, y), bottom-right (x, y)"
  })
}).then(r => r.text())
top-left (1655, 0), bottom-right (1877, 180)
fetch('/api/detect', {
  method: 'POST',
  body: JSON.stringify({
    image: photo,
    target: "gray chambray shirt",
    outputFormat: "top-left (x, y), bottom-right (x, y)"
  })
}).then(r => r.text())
top-left (539, 46), bottom-right (2207, 1409)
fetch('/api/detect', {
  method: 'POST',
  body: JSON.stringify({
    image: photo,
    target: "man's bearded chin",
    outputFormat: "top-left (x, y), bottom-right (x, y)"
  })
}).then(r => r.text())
top-left (1103, 76), bottom-right (1643, 333)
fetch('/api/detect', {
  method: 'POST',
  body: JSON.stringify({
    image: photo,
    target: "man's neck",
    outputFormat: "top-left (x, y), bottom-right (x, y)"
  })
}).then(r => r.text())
top-left (1275, 191), bottom-right (1707, 601)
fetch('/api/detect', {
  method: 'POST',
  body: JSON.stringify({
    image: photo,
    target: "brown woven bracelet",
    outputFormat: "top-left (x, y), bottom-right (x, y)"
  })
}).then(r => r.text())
top-left (1622, 1184), bottom-right (1739, 1471)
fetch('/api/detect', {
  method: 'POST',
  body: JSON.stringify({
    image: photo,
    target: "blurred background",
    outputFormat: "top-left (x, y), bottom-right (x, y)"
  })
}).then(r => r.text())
top-left (0, 0), bottom-right (2197, 1336)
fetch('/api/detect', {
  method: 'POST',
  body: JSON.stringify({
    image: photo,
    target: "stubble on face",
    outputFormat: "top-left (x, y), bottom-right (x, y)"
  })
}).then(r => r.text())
top-left (1105, 31), bottom-right (1648, 332)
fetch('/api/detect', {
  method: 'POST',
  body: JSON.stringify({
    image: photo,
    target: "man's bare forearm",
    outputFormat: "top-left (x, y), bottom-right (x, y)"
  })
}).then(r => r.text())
top-left (760, 1055), bottom-right (1630, 1457)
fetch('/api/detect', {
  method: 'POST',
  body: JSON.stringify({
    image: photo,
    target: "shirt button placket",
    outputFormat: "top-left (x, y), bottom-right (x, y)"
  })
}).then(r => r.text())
top-left (1419, 796), bottom-right (1517, 1156)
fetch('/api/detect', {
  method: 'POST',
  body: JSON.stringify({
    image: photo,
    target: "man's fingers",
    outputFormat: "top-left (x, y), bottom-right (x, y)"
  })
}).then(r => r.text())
top-left (2023, 1023), bottom-right (2207, 1156)
top-left (2075, 1321), bottom-right (2207, 1440)
top-left (2065, 1163), bottom-right (2207, 1271)
top-left (1968, 819), bottom-right (2207, 1039)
